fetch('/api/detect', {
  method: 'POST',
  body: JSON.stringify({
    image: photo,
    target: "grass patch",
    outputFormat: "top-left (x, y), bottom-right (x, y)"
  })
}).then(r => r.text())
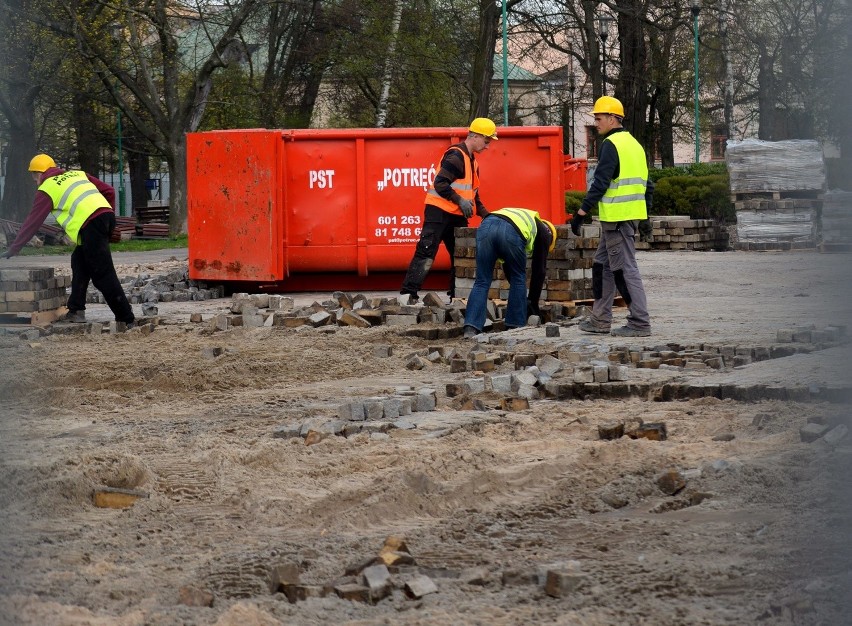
top-left (10, 235), bottom-right (188, 256)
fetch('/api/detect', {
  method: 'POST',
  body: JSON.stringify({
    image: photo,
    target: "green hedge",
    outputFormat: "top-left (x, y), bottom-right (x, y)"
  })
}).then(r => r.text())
top-left (564, 162), bottom-right (734, 223)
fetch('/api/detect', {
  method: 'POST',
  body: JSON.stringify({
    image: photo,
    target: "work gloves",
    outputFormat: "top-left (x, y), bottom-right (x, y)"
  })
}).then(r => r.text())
top-left (570, 211), bottom-right (586, 236)
top-left (458, 198), bottom-right (474, 218)
top-left (638, 219), bottom-right (653, 242)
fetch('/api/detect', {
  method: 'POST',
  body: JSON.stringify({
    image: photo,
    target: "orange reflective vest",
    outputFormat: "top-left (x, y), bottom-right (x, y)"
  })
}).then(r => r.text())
top-left (424, 146), bottom-right (479, 216)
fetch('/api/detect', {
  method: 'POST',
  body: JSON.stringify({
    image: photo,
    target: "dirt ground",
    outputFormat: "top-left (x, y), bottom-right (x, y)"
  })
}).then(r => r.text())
top-left (1, 248), bottom-right (852, 625)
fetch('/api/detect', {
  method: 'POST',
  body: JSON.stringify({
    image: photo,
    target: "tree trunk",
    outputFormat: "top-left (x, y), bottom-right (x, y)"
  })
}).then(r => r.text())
top-left (469, 0), bottom-right (501, 121)
top-left (0, 125), bottom-right (38, 222)
top-left (168, 137), bottom-right (188, 235)
top-left (614, 0), bottom-right (650, 148)
top-left (73, 92), bottom-right (100, 174)
top-left (128, 145), bottom-right (151, 213)
top-left (375, 0), bottom-right (404, 128)
top-left (757, 44), bottom-right (776, 140)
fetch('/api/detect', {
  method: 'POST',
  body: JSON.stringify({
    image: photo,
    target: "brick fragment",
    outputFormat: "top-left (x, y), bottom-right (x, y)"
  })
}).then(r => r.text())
top-left (656, 468), bottom-right (686, 495)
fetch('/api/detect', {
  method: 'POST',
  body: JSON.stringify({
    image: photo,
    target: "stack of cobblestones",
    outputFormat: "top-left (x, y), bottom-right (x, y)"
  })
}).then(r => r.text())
top-left (727, 139), bottom-right (825, 251)
top-left (0, 267), bottom-right (69, 314)
top-left (636, 216), bottom-right (729, 251)
top-left (83, 268), bottom-right (224, 305)
top-left (454, 224), bottom-right (596, 302)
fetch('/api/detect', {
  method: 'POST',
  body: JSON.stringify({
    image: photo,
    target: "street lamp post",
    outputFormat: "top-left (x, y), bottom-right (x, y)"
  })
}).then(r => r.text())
top-left (110, 23), bottom-right (126, 216)
top-left (597, 15), bottom-right (613, 95)
top-left (691, 0), bottom-right (701, 163)
top-left (569, 73), bottom-right (576, 156)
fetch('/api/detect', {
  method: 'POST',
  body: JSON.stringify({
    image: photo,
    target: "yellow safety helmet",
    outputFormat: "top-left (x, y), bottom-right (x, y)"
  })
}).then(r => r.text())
top-left (592, 96), bottom-right (625, 118)
top-left (540, 219), bottom-right (558, 253)
top-left (469, 117), bottom-right (498, 140)
top-left (28, 154), bottom-right (57, 172)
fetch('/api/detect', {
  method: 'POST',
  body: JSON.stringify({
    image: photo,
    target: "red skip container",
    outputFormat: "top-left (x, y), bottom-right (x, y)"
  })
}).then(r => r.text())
top-left (187, 126), bottom-right (575, 290)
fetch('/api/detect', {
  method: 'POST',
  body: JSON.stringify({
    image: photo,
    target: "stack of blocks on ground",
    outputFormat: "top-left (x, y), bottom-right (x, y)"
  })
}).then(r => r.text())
top-left (726, 139), bottom-right (825, 250)
top-left (0, 267), bottom-right (69, 314)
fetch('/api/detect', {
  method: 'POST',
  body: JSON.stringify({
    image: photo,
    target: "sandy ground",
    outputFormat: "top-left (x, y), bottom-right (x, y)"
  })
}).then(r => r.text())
top-left (1, 248), bottom-right (852, 625)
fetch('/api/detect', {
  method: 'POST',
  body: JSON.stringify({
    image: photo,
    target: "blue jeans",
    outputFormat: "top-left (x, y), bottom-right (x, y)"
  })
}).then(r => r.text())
top-left (464, 216), bottom-right (528, 331)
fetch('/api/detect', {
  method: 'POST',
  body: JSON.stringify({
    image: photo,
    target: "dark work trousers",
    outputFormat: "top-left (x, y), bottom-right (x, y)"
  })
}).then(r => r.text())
top-left (400, 204), bottom-right (468, 297)
top-left (67, 212), bottom-right (135, 323)
top-left (590, 220), bottom-right (650, 330)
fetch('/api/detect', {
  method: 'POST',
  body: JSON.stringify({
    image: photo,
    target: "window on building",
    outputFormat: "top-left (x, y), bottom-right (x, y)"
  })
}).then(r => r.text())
top-left (711, 125), bottom-right (728, 160)
top-left (585, 126), bottom-right (598, 159)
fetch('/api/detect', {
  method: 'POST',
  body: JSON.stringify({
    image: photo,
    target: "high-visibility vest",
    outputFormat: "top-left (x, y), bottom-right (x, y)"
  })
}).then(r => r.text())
top-left (424, 146), bottom-right (480, 215)
top-left (598, 132), bottom-right (649, 222)
top-left (493, 207), bottom-right (540, 256)
top-left (38, 171), bottom-right (108, 244)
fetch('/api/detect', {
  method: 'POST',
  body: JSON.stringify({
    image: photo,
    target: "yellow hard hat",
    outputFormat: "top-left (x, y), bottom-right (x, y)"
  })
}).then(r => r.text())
top-left (29, 154), bottom-right (57, 173)
top-left (592, 96), bottom-right (625, 118)
top-left (540, 219), bottom-right (558, 253)
top-left (469, 118), bottom-right (498, 140)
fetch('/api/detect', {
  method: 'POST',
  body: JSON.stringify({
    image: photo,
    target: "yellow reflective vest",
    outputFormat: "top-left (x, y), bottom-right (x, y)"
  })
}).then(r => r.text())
top-left (425, 146), bottom-right (480, 216)
top-left (493, 207), bottom-right (539, 256)
top-left (38, 171), bottom-right (108, 244)
top-left (598, 132), bottom-right (649, 222)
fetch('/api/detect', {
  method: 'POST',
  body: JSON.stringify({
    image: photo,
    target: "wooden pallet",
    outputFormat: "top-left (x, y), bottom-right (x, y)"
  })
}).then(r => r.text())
top-left (0, 306), bottom-right (67, 326)
top-left (730, 189), bottom-right (822, 202)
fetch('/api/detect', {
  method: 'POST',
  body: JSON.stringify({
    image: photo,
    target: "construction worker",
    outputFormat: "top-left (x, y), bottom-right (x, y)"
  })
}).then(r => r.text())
top-left (463, 208), bottom-right (556, 338)
top-left (571, 96), bottom-right (653, 337)
top-left (399, 117), bottom-right (496, 302)
top-left (1, 154), bottom-right (135, 326)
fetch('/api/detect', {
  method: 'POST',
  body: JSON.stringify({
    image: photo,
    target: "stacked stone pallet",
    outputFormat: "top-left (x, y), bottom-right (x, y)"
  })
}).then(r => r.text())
top-left (726, 138), bottom-right (825, 251)
top-left (818, 190), bottom-right (852, 252)
top-left (0, 267), bottom-right (69, 314)
top-left (453, 224), bottom-right (598, 302)
top-left (636, 216), bottom-right (729, 251)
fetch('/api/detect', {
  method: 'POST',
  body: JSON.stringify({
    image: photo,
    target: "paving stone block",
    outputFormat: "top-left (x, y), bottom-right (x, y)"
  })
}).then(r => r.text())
top-left (363, 398), bottom-right (385, 420)
top-left (537, 354), bottom-right (564, 375)
top-left (543, 565), bottom-right (586, 597)
top-left (822, 424), bottom-right (848, 446)
top-left (608, 364), bottom-right (629, 381)
top-left (404, 575), bottom-right (438, 598)
top-left (446, 383), bottom-right (470, 398)
top-left (514, 353), bottom-right (537, 369)
top-left (464, 378), bottom-right (486, 394)
top-left (573, 365), bottom-right (594, 383)
top-left (512, 370), bottom-right (538, 387)
top-left (598, 422), bottom-right (624, 440)
top-left (450, 358), bottom-right (467, 373)
top-left (339, 401), bottom-right (366, 421)
top-left (386, 314), bottom-right (419, 326)
top-left (489, 374), bottom-right (513, 393)
top-left (414, 389), bottom-right (437, 412)
top-left (800, 422), bottom-right (830, 442)
top-left (382, 398), bottom-right (401, 419)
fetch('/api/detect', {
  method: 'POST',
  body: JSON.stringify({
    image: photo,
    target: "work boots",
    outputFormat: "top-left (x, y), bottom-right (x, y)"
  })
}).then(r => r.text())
top-left (59, 309), bottom-right (86, 323)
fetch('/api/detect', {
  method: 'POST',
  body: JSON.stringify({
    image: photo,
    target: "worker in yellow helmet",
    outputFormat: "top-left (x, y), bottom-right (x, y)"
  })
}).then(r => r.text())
top-left (571, 96), bottom-right (653, 337)
top-left (1, 154), bottom-right (136, 327)
top-left (400, 117), bottom-right (496, 303)
top-left (463, 208), bottom-right (556, 338)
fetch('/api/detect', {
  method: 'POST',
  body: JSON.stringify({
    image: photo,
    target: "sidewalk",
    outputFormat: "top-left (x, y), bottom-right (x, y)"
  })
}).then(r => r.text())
top-left (3, 247), bottom-right (189, 269)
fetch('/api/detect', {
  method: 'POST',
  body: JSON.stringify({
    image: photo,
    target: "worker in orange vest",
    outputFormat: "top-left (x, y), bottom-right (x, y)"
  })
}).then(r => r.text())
top-left (399, 118), bottom-right (496, 302)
